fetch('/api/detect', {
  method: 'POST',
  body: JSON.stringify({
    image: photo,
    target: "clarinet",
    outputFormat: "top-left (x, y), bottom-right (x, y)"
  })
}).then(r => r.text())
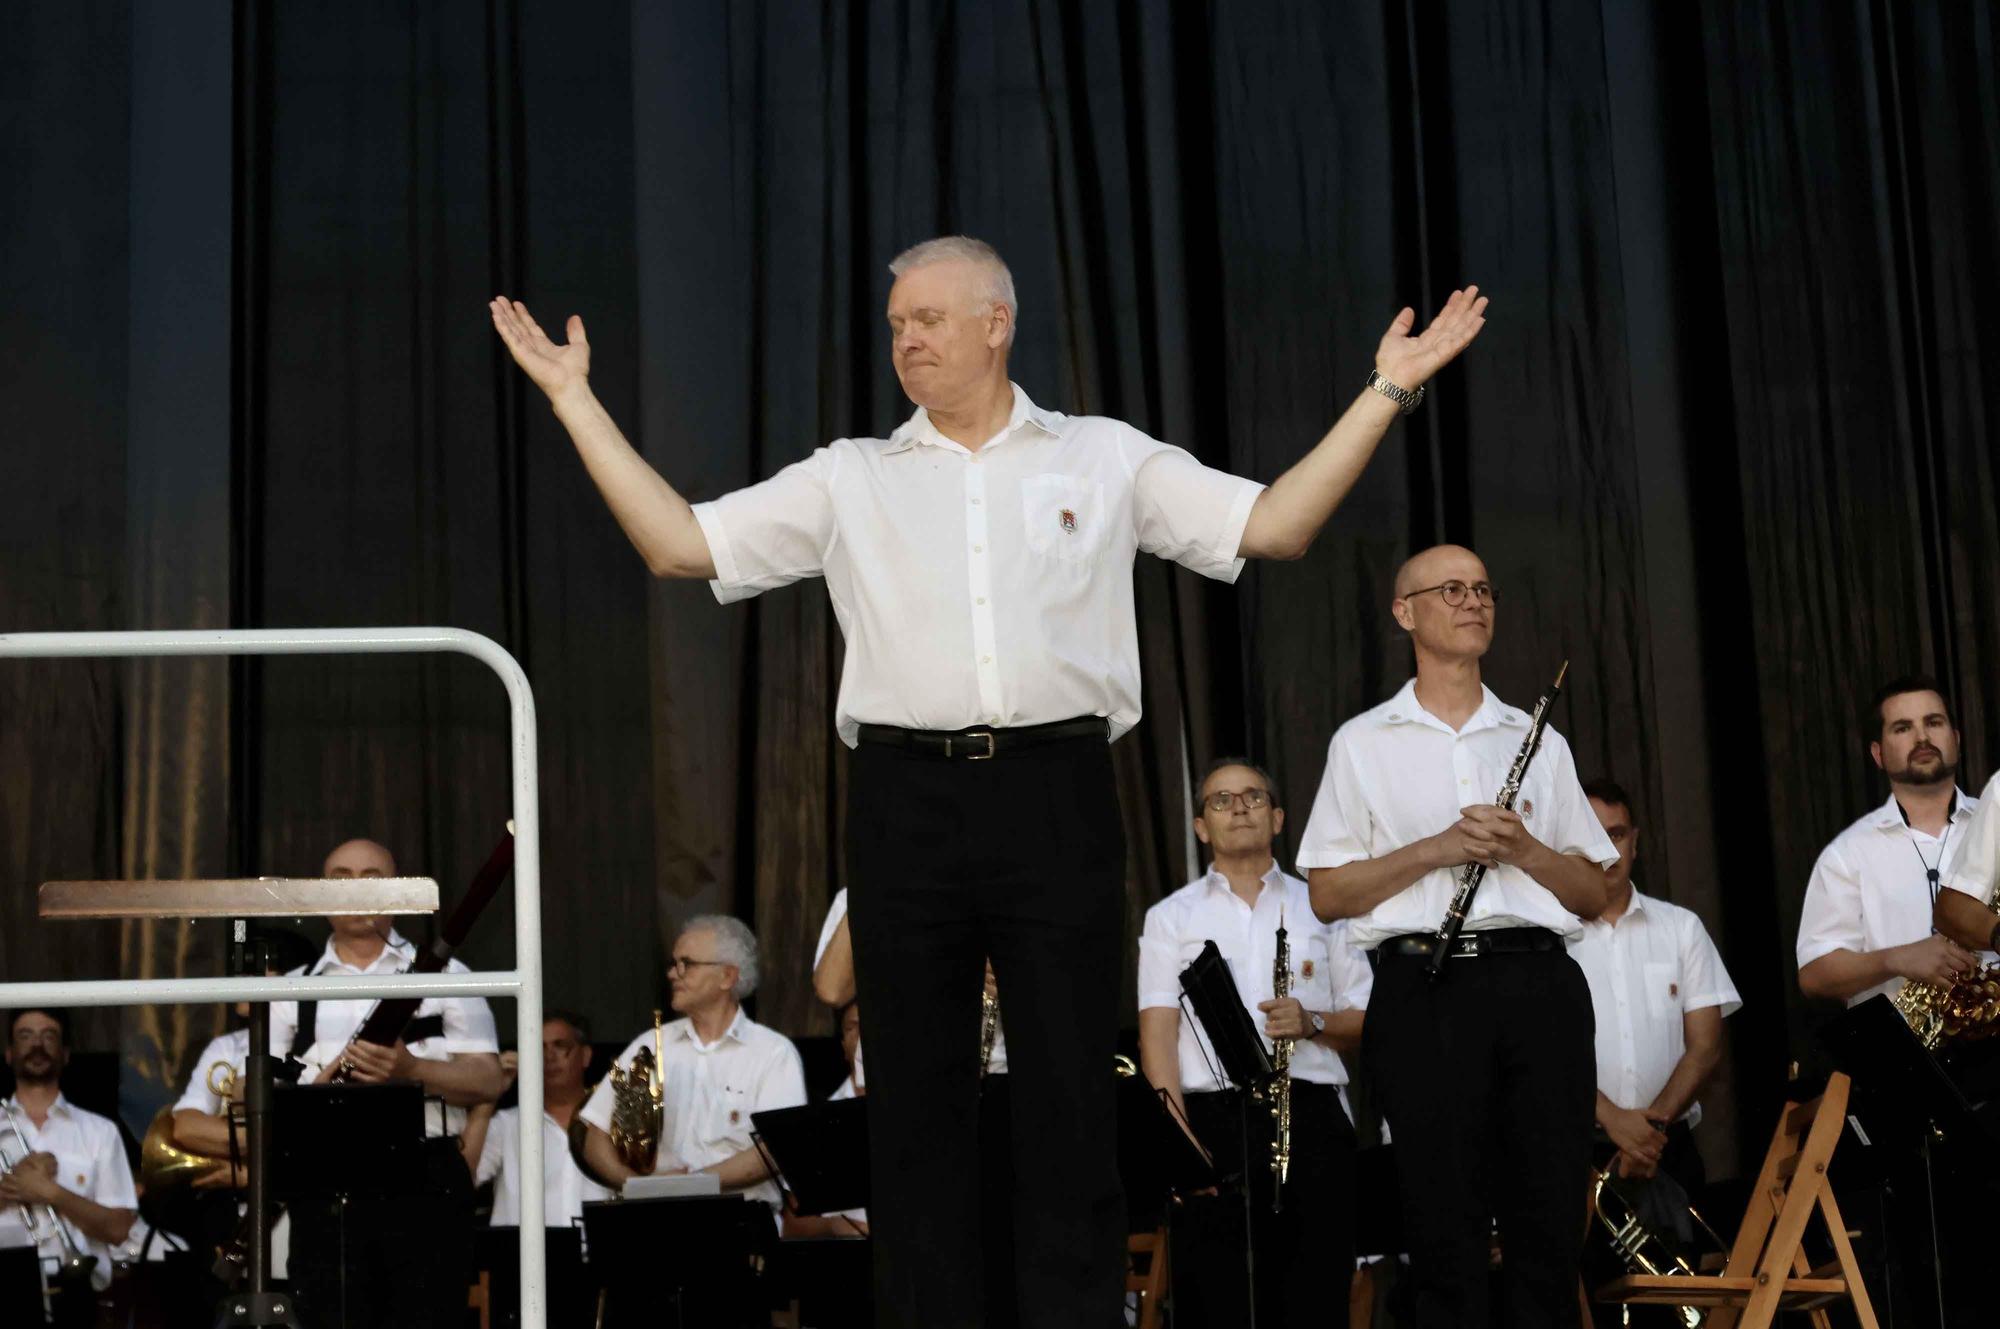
top-left (1267, 907), bottom-right (1294, 1211)
top-left (1427, 661), bottom-right (1569, 982)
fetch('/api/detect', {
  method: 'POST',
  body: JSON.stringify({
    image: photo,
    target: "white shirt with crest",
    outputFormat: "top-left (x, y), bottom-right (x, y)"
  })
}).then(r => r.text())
top-left (0, 1094), bottom-right (137, 1288)
top-left (691, 383), bottom-right (1263, 746)
top-left (579, 1009), bottom-right (807, 1211)
top-left (1567, 888), bottom-right (1741, 1125)
top-left (1137, 863), bottom-right (1373, 1095)
top-left (267, 929), bottom-right (501, 1136)
top-left (1296, 679), bottom-right (1619, 948)
top-left (1795, 788), bottom-right (1987, 1005)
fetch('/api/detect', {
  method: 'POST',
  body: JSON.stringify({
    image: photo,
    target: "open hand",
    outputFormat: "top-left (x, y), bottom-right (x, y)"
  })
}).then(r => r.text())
top-left (1373, 286), bottom-right (1490, 391)
top-left (489, 297), bottom-right (591, 404)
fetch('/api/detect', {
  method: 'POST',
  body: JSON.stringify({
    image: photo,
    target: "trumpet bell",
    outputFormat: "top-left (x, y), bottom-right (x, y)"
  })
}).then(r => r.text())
top-left (139, 1106), bottom-right (231, 1191)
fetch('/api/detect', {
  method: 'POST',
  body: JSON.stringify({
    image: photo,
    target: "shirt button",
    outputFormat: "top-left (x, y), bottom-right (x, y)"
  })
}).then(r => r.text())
top-left (973, 545), bottom-right (984, 553)
top-left (991, 715), bottom-right (1002, 724)
top-left (981, 655), bottom-right (992, 664)
top-left (975, 597), bottom-right (986, 605)
top-left (970, 497), bottom-right (982, 505)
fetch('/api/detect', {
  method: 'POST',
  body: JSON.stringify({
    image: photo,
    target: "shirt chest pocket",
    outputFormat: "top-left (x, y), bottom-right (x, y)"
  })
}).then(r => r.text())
top-left (700, 1083), bottom-right (756, 1148)
top-left (1643, 961), bottom-right (1683, 1020)
top-left (1020, 474), bottom-right (1107, 563)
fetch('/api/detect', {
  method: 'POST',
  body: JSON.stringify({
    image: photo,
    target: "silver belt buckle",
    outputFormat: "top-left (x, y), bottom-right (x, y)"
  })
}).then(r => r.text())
top-left (1456, 933), bottom-right (1485, 959)
top-left (949, 730), bottom-right (996, 760)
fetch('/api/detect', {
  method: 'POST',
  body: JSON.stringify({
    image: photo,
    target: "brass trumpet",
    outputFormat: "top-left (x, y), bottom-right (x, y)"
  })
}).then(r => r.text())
top-left (1, 1097), bottom-right (98, 1286)
top-left (1589, 1163), bottom-right (1725, 1329)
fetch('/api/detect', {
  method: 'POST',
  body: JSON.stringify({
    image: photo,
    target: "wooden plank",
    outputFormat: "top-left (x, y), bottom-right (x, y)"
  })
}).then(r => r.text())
top-left (40, 877), bottom-right (440, 919)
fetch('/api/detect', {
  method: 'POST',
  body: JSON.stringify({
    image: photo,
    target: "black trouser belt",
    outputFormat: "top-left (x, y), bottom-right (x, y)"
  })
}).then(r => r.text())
top-left (1380, 926), bottom-right (1565, 960)
top-left (854, 716), bottom-right (1108, 759)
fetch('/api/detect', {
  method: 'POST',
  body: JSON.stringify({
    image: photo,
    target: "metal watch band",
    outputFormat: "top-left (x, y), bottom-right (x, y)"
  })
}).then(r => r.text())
top-left (1308, 1011), bottom-right (1325, 1036)
top-left (1367, 368), bottom-right (1426, 415)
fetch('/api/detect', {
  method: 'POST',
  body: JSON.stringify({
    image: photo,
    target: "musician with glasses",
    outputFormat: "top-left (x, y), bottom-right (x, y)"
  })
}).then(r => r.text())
top-left (577, 916), bottom-right (805, 1208)
top-left (1300, 544), bottom-right (1616, 1329)
top-left (1137, 759), bottom-right (1370, 1326)
top-left (459, 1010), bottom-right (613, 1228)
top-left (0, 1008), bottom-right (136, 1303)
top-left (1569, 779), bottom-right (1739, 1327)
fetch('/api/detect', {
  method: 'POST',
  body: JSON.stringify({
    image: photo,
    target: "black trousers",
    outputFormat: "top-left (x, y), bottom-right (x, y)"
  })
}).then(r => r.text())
top-left (1364, 945), bottom-right (1596, 1329)
top-left (1173, 1082), bottom-right (1358, 1327)
top-left (846, 731), bottom-right (1126, 1329)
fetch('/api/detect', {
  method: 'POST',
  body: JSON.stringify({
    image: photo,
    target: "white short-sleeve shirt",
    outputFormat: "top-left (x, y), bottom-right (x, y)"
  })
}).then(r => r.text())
top-left (579, 1009), bottom-right (808, 1210)
top-left (268, 930), bottom-right (502, 1135)
top-left (475, 1107), bottom-right (614, 1227)
top-left (173, 1028), bottom-right (251, 1117)
top-left (1567, 888), bottom-right (1741, 1125)
top-left (0, 1095), bottom-right (138, 1288)
top-left (1296, 679), bottom-right (1619, 948)
top-left (1944, 773), bottom-right (2000, 911)
top-left (1137, 864), bottom-right (1373, 1093)
top-left (1796, 789), bottom-right (1988, 1005)
top-left (690, 384), bottom-right (1263, 746)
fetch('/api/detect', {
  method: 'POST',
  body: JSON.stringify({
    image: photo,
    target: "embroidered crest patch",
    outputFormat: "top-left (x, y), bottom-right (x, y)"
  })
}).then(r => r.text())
top-left (1519, 797), bottom-right (1535, 818)
top-left (1300, 958), bottom-right (1315, 980)
top-left (1668, 982), bottom-right (1679, 999)
top-left (1059, 508), bottom-right (1077, 533)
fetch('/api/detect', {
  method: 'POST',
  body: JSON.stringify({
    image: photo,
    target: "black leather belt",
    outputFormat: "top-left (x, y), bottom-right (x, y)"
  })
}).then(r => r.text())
top-left (1381, 927), bottom-right (1565, 960)
top-left (855, 716), bottom-right (1108, 760)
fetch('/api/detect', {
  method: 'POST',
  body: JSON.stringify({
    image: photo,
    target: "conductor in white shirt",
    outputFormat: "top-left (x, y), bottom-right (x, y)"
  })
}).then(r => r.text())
top-left (490, 235), bottom-right (1489, 1327)
top-left (1299, 544), bottom-right (1617, 1329)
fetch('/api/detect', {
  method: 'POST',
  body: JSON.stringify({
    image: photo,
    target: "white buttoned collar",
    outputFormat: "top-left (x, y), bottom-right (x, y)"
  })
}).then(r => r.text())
top-left (3, 1091), bottom-right (75, 1122)
top-left (1861, 789), bottom-right (1974, 837)
top-left (882, 382), bottom-right (1064, 456)
top-left (1372, 677), bottom-right (1527, 738)
top-left (312, 928), bottom-right (415, 976)
top-left (1200, 860), bottom-right (1287, 900)
top-left (669, 1005), bottom-right (750, 1053)
top-left (1588, 886), bottom-right (1651, 932)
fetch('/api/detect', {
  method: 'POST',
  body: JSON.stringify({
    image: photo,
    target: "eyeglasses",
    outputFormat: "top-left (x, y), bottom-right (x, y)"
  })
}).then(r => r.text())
top-left (1204, 788), bottom-right (1272, 813)
top-left (668, 956), bottom-right (729, 976)
top-left (1403, 579), bottom-right (1497, 608)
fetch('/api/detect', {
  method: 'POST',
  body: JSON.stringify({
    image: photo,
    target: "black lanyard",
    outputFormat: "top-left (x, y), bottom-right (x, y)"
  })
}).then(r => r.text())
top-left (1898, 791), bottom-right (1958, 907)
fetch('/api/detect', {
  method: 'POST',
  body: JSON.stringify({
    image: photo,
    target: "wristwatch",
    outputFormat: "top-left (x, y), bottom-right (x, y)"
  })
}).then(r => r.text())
top-left (1308, 1011), bottom-right (1325, 1036)
top-left (1367, 368), bottom-right (1426, 414)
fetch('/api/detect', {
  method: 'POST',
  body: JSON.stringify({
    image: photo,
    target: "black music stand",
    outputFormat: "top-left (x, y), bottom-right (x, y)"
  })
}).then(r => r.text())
top-left (750, 1097), bottom-right (868, 1216)
top-left (582, 1195), bottom-right (775, 1329)
top-left (1118, 1066), bottom-right (1218, 1223)
top-left (1177, 939), bottom-right (1277, 1329)
top-left (476, 1226), bottom-right (588, 1329)
top-left (271, 1083), bottom-right (427, 1200)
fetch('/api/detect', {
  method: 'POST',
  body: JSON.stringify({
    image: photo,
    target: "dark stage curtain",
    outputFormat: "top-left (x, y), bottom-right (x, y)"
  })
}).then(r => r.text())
top-left (2, 0), bottom-right (1996, 1180)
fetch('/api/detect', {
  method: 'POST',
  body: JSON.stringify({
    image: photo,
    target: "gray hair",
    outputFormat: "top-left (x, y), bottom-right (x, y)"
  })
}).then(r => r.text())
top-left (888, 235), bottom-right (1018, 342)
top-left (680, 914), bottom-right (761, 1000)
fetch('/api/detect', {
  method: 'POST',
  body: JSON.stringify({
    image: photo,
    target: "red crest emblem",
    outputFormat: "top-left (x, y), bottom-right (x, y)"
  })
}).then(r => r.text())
top-left (1059, 508), bottom-right (1077, 533)
top-left (1300, 959), bottom-right (1315, 980)
top-left (1520, 797), bottom-right (1534, 818)
top-left (1668, 982), bottom-right (1679, 999)
top-left (729, 1109), bottom-right (741, 1126)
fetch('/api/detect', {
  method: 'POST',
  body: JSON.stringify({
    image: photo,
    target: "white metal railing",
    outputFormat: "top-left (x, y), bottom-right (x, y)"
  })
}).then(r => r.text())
top-left (0, 628), bottom-right (548, 1328)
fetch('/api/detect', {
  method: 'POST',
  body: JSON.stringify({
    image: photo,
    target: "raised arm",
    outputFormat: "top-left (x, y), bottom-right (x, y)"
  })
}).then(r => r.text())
top-left (1936, 891), bottom-right (2000, 953)
top-left (1238, 287), bottom-right (1490, 561)
top-left (488, 297), bottom-right (716, 579)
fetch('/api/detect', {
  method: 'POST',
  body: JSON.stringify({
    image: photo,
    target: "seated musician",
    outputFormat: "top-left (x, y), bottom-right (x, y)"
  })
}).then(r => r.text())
top-left (0, 1008), bottom-right (137, 1297)
top-left (266, 837), bottom-right (507, 1329)
top-left (1568, 780), bottom-right (1739, 1325)
top-left (459, 1009), bottom-right (613, 1227)
top-left (578, 915), bottom-right (806, 1209)
top-left (1137, 758), bottom-right (1371, 1327)
top-left (1795, 676), bottom-right (1985, 1004)
top-left (1933, 770), bottom-right (2000, 956)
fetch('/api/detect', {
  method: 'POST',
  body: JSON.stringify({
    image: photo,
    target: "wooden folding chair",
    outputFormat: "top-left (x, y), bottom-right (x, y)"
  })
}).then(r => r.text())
top-left (1594, 1071), bottom-right (1878, 1329)
top-left (1127, 1227), bottom-right (1172, 1329)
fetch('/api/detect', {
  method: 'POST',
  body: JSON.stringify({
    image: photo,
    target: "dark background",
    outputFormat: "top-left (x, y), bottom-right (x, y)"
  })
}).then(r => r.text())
top-left (3, 0), bottom-right (1996, 1184)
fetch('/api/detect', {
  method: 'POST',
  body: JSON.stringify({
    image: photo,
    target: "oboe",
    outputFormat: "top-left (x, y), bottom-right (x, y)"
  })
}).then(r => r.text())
top-left (1267, 906), bottom-right (1294, 1211)
top-left (1427, 661), bottom-right (1569, 982)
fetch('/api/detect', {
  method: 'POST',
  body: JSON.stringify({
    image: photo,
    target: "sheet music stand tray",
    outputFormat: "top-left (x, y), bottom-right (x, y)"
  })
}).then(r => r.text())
top-left (39, 873), bottom-right (439, 1329)
top-left (581, 1195), bottom-right (774, 1329)
top-left (751, 1097), bottom-right (868, 1216)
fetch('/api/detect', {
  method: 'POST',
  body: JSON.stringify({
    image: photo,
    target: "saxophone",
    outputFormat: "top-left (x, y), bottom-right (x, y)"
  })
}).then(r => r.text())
top-left (1265, 907), bottom-right (1294, 1210)
top-left (1891, 883), bottom-right (2000, 1051)
top-left (607, 1009), bottom-right (666, 1173)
